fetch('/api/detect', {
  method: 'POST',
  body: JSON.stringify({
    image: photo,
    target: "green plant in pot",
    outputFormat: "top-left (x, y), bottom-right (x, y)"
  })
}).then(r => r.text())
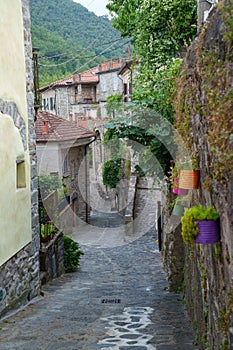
top-left (181, 206), bottom-right (219, 244)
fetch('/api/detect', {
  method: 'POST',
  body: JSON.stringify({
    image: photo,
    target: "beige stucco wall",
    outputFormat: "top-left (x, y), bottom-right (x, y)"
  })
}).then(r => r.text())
top-left (0, 1), bottom-right (31, 266)
top-left (0, 114), bottom-right (31, 266)
top-left (0, 0), bottom-right (27, 119)
top-left (36, 143), bottom-right (60, 176)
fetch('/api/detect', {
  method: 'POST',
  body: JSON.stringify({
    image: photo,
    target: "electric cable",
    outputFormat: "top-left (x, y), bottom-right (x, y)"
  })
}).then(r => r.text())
top-left (39, 39), bottom-right (130, 68)
top-left (39, 37), bottom-right (124, 60)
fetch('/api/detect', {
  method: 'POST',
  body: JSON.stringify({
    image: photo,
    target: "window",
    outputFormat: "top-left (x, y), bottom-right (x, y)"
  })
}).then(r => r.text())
top-left (43, 98), bottom-right (46, 110)
top-left (50, 97), bottom-right (54, 110)
top-left (63, 155), bottom-right (69, 175)
top-left (124, 83), bottom-right (128, 102)
top-left (113, 76), bottom-right (118, 91)
top-left (16, 159), bottom-right (26, 188)
top-left (102, 79), bottom-right (106, 92)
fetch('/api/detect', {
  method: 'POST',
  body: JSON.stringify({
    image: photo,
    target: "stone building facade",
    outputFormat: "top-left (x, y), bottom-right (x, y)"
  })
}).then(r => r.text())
top-left (40, 60), bottom-right (128, 213)
top-left (36, 110), bottom-right (95, 226)
top-left (40, 59), bottom-right (124, 123)
top-left (0, 0), bottom-right (40, 317)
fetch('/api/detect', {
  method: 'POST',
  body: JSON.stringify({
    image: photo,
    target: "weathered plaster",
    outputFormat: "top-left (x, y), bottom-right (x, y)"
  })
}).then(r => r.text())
top-left (0, 113), bottom-right (31, 266)
top-left (0, 0), bottom-right (28, 121)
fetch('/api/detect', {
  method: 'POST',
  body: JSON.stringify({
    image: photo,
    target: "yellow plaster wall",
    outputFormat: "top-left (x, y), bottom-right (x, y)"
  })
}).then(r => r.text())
top-left (0, 0), bottom-right (27, 119)
top-left (0, 1), bottom-right (32, 266)
top-left (0, 114), bottom-right (31, 266)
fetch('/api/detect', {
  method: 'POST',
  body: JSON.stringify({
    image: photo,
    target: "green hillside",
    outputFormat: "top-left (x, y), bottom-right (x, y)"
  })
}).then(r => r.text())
top-left (30, 0), bottom-right (129, 86)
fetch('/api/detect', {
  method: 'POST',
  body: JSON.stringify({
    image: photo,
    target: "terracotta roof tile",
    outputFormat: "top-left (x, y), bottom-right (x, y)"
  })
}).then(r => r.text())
top-left (36, 110), bottom-right (95, 142)
top-left (40, 60), bottom-right (123, 91)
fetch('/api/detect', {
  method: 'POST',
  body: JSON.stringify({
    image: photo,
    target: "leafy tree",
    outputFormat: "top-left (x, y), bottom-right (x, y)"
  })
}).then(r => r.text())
top-left (38, 173), bottom-right (63, 197)
top-left (106, 94), bottom-right (123, 117)
top-left (107, 0), bottom-right (197, 69)
top-left (105, 0), bottom-right (197, 175)
top-left (104, 59), bottom-right (182, 175)
top-left (102, 159), bottom-right (121, 188)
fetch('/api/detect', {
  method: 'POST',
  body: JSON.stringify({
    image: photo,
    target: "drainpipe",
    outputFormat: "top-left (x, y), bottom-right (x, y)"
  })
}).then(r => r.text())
top-left (32, 47), bottom-right (40, 120)
top-left (66, 87), bottom-right (69, 120)
top-left (84, 134), bottom-right (97, 223)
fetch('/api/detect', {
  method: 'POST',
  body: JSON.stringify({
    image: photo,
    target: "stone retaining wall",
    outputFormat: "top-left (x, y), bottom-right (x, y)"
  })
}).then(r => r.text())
top-left (162, 4), bottom-right (233, 349)
top-left (40, 231), bottom-right (64, 285)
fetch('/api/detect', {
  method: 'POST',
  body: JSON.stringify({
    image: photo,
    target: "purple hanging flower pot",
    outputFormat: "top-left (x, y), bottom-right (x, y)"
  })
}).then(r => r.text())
top-left (195, 220), bottom-right (220, 244)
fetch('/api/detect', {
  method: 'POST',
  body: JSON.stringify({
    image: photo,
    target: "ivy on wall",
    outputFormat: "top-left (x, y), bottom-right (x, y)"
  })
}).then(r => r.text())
top-left (174, 1), bottom-right (233, 180)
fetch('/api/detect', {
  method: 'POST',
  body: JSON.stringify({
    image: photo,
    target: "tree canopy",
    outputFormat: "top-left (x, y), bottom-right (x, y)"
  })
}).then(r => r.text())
top-left (104, 0), bottom-right (197, 175)
top-left (107, 0), bottom-right (197, 69)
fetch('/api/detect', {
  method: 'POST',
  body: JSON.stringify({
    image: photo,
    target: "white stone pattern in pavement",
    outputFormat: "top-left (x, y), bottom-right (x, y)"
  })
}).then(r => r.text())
top-left (98, 306), bottom-right (156, 349)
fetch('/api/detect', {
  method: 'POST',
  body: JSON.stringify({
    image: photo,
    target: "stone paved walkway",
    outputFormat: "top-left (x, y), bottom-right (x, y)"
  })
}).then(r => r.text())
top-left (0, 212), bottom-right (198, 350)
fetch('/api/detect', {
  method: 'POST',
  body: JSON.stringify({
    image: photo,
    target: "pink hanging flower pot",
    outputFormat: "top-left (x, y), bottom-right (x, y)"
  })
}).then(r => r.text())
top-left (172, 178), bottom-right (188, 195)
top-left (176, 187), bottom-right (188, 195)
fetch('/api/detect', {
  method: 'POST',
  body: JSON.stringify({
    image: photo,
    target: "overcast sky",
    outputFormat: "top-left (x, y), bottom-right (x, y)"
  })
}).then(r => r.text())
top-left (73, 0), bottom-right (109, 17)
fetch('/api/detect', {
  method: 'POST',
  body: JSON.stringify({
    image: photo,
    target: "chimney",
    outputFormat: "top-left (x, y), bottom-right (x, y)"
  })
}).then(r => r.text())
top-left (42, 121), bottom-right (49, 134)
top-left (73, 74), bottom-right (78, 83)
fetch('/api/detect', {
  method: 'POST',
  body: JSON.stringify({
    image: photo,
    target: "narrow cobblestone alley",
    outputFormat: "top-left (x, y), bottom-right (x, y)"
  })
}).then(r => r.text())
top-left (0, 211), bottom-right (198, 350)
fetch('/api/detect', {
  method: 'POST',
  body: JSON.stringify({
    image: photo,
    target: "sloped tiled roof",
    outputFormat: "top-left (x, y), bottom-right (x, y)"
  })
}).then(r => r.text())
top-left (36, 110), bottom-right (95, 142)
top-left (40, 60), bottom-right (123, 92)
top-left (77, 66), bottom-right (99, 83)
top-left (40, 66), bottom-right (99, 92)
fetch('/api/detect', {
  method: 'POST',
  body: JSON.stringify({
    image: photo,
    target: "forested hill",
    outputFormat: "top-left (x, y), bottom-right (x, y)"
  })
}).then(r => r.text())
top-left (30, 0), bottom-right (129, 86)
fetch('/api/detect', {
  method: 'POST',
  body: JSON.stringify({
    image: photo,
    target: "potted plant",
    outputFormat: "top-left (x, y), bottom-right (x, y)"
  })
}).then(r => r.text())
top-left (169, 163), bottom-right (188, 195)
top-left (39, 222), bottom-right (56, 243)
top-left (179, 160), bottom-right (200, 190)
top-left (172, 178), bottom-right (189, 195)
top-left (172, 198), bottom-right (190, 217)
top-left (172, 201), bottom-right (185, 217)
top-left (181, 205), bottom-right (220, 244)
